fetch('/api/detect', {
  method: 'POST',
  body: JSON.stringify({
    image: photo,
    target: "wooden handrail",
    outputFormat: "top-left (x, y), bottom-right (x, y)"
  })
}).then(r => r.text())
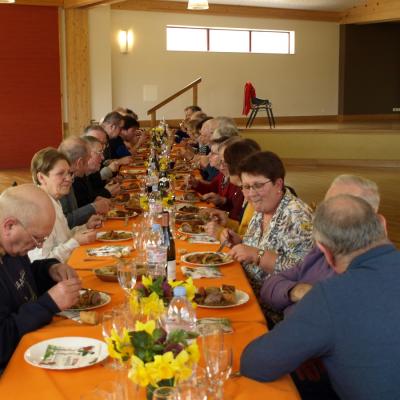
top-left (147, 77), bottom-right (202, 127)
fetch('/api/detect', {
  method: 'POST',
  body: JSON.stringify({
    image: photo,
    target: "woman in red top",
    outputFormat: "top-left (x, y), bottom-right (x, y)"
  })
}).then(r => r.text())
top-left (190, 137), bottom-right (244, 221)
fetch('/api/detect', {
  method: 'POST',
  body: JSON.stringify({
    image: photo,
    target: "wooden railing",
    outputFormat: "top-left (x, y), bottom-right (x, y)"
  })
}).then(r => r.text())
top-left (147, 77), bottom-right (202, 127)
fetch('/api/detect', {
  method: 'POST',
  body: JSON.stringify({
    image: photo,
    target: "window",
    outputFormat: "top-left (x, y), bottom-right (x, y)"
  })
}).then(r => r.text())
top-left (166, 26), bottom-right (295, 55)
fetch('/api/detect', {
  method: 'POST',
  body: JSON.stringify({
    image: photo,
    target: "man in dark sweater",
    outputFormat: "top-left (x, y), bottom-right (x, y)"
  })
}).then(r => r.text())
top-left (0, 184), bottom-right (81, 371)
top-left (241, 195), bottom-right (399, 400)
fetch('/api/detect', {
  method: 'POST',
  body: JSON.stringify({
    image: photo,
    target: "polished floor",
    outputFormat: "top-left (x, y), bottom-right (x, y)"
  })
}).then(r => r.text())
top-left (1, 165), bottom-right (399, 247)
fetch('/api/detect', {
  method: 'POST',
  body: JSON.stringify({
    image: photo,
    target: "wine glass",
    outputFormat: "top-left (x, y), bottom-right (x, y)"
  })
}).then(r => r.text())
top-left (177, 368), bottom-right (208, 400)
top-left (117, 261), bottom-right (137, 296)
top-left (152, 387), bottom-right (178, 400)
top-left (101, 311), bottom-right (118, 370)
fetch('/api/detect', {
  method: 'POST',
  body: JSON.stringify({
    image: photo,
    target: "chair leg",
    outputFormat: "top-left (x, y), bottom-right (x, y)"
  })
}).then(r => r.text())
top-left (248, 109), bottom-right (258, 127)
top-left (246, 110), bottom-right (255, 128)
top-left (269, 107), bottom-right (276, 128)
top-left (265, 107), bottom-right (272, 129)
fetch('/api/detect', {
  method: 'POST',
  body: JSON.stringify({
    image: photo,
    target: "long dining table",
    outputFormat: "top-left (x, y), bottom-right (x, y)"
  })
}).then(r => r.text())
top-left (0, 206), bottom-right (300, 399)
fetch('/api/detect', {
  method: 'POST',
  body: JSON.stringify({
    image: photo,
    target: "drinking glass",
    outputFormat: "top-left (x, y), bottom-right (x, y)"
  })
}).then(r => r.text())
top-left (117, 261), bottom-right (137, 296)
top-left (177, 368), bottom-right (208, 400)
top-left (101, 311), bottom-right (118, 370)
top-left (152, 386), bottom-right (178, 400)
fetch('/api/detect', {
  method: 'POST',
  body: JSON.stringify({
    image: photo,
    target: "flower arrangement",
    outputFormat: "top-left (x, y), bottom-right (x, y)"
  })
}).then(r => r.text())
top-left (106, 320), bottom-right (199, 399)
top-left (129, 276), bottom-right (196, 319)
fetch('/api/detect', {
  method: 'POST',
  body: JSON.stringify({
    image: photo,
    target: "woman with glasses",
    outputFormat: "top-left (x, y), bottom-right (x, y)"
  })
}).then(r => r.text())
top-left (222, 151), bottom-right (313, 303)
top-left (28, 148), bottom-right (97, 263)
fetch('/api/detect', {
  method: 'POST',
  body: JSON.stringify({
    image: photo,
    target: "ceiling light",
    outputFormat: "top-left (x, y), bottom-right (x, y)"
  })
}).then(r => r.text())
top-left (187, 0), bottom-right (209, 10)
top-left (0, 0), bottom-right (16, 3)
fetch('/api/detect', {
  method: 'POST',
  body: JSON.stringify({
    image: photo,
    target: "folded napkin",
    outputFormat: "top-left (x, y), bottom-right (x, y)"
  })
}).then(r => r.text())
top-left (181, 266), bottom-right (222, 279)
top-left (57, 310), bottom-right (82, 323)
top-left (188, 235), bottom-right (219, 244)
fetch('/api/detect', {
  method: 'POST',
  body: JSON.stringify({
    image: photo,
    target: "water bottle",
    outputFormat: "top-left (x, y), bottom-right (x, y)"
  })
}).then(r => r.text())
top-left (165, 286), bottom-right (196, 334)
top-left (145, 224), bottom-right (167, 276)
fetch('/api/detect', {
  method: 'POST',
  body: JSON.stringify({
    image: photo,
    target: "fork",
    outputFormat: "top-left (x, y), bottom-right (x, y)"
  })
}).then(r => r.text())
top-left (216, 240), bottom-right (228, 253)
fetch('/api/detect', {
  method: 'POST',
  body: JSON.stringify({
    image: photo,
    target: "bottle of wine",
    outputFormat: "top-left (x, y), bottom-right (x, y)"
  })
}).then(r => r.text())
top-left (161, 211), bottom-right (176, 280)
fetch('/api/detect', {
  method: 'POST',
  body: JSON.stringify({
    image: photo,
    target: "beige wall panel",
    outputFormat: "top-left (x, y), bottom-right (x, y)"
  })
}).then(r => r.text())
top-left (65, 8), bottom-right (91, 135)
top-left (87, 10), bottom-right (339, 120)
top-left (89, 6), bottom-right (113, 122)
top-left (242, 131), bottom-right (400, 161)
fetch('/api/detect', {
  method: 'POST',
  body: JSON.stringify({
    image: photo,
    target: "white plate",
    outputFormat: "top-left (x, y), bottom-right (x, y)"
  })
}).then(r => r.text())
top-left (87, 245), bottom-right (132, 257)
top-left (106, 211), bottom-right (138, 220)
top-left (96, 230), bottom-right (133, 242)
top-left (181, 251), bottom-right (233, 267)
top-left (177, 226), bottom-right (207, 237)
top-left (24, 337), bottom-right (108, 370)
top-left (196, 290), bottom-right (249, 309)
top-left (66, 290), bottom-right (111, 311)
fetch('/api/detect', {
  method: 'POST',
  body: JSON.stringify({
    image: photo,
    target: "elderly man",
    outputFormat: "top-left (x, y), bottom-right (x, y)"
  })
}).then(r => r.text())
top-left (241, 194), bottom-right (400, 400)
top-left (59, 137), bottom-right (109, 228)
top-left (0, 184), bottom-right (81, 370)
top-left (261, 174), bottom-right (381, 316)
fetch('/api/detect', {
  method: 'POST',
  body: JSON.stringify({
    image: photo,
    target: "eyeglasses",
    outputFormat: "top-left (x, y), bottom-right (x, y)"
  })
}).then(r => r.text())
top-left (18, 220), bottom-right (48, 248)
top-left (50, 170), bottom-right (74, 180)
top-left (242, 180), bottom-right (271, 192)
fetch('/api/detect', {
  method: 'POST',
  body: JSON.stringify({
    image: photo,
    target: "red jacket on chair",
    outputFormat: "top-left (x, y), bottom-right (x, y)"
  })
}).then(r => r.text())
top-left (243, 82), bottom-right (256, 115)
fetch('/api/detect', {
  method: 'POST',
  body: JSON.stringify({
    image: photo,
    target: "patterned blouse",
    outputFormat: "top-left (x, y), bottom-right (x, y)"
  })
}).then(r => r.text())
top-left (242, 189), bottom-right (314, 297)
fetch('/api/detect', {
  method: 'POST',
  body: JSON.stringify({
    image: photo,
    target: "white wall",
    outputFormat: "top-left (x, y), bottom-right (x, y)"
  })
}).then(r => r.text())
top-left (89, 8), bottom-right (339, 121)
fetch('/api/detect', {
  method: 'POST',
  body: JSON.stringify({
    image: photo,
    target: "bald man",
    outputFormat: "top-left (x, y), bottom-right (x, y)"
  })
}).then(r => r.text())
top-left (0, 184), bottom-right (81, 371)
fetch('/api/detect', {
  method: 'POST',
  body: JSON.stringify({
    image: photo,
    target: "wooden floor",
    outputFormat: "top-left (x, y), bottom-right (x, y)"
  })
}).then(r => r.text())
top-left (1, 165), bottom-right (399, 248)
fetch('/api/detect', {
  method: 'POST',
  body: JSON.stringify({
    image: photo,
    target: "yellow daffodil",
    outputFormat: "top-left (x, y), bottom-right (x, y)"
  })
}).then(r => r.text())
top-left (186, 342), bottom-right (200, 365)
top-left (142, 275), bottom-right (153, 289)
top-left (152, 352), bottom-right (175, 380)
top-left (129, 356), bottom-right (150, 387)
top-left (135, 319), bottom-right (156, 335)
top-left (140, 292), bottom-right (165, 318)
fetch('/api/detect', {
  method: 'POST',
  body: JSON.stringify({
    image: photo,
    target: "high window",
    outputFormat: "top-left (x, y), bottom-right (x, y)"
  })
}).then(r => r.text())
top-left (166, 26), bottom-right (295, 54)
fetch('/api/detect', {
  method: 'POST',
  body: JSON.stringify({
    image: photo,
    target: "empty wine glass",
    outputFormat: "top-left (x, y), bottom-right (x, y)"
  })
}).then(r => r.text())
top-left (117, 261), bottom-right (137, 296)
top-left (177, 368), bottom-right (208, 400)
top-left (101, 311), bottom-right (118, 370)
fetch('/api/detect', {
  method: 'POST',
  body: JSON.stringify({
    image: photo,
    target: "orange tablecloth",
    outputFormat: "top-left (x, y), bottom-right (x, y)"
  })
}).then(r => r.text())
top-left (0, 217), bottom-right (300, 400)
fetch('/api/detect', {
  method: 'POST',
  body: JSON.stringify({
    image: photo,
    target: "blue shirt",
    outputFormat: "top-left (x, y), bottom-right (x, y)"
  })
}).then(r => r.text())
top-left (241, 244), bottom-right (400, 400)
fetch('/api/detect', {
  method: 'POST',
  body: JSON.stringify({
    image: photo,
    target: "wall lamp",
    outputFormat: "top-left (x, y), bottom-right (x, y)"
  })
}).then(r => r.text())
top-left (0, 0), bottom-right (16, 3)
top-left (187, 0), bottom-right (209, 10)
top-left (118, 29), bottom-right (133, 54)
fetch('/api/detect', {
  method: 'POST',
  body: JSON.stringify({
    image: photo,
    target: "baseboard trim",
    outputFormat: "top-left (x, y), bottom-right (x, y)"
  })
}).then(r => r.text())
top-left (338, 113), bottom-right (400, 122)
top-left (283, 158), bottom-right (400, 168)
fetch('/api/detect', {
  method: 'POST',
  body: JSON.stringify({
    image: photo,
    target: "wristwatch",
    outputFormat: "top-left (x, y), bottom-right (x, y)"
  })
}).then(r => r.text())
top-left (256, 249), bottom-right (265, 266)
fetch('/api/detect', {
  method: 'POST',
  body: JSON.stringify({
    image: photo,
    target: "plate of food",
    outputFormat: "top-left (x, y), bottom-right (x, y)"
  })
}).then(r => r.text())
top-left (87, 245), bottom-right (132, 257)
top-left (194, 285), bottom-right (249, 309)
top-left (106, 209), bottom-right (138, 220)
top-left (97, 230), bottom-right (133, 242)
top-left (67, 289), bottom-right (111, 311)
top-left (94, 266), bottom-right (118, 282)
top-left (120, 180), bottom-right (140, 191)
top-left (178, 222), bottom-right (206, 236)
top-left (176, 213), bottom-right (203, 223)
top-left (113, 193), bottom-right (130, 204)
top-left (177, 204), bottom-right (200, 214)
top-left (176, 193), bottom-right (201, 203)
top-left (181, 251), bottom-right (233, 266)
top-left (24, 337), bottom-right (108, 370)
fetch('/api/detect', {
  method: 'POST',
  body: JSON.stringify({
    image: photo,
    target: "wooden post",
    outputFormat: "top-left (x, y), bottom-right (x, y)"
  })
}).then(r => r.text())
top-left (151, 111), bottom-right (156, 128)
top-left (65, 8), bottom-right (91, 136)
top-left (193, 84), bottom-right (198, 106)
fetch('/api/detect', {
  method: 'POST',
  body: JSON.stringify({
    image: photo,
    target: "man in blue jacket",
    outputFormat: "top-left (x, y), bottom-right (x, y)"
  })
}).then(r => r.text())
top-left (241, 194), bottom-right (399, 400)
top-left (0, 184), bottom-right (81, 371)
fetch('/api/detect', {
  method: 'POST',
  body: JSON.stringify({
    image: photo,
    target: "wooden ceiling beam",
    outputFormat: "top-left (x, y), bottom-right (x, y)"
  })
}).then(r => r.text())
top-left (341, 0), bottom-right (400, 24)
top-left (111, 0), bottom-right (343, 22)
top-left (14, 0), bottom-right (63, 6)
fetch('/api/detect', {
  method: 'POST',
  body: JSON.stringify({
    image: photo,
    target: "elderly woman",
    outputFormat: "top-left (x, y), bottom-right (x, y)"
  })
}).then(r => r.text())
top-left (222, 151), bottom-right (313, 297)
top-left (28, 148), bottom-right (97, 263)
top-left (205, 138), bottom-right (260, 239)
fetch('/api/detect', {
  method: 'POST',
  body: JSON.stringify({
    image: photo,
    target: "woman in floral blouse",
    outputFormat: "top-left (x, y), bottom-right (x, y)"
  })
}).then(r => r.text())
top-left (222, 151), bottom-right (314, 298)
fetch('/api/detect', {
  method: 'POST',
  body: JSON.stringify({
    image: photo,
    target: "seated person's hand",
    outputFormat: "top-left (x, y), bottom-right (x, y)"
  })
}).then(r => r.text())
top-left (48, 278), bottom-right (82, 310)
top-left (205, 221), bottom-right (223, 240)
top-left (48, 263), bottom-right (78, 282)
top-left (109, 160), bottom-right (121, 173)
top-left (86, 214), bottom-right (103, 229)
top-left (220, 228), bottom-right (242, 247)
top-left (105, 181), bottom-right (120, 196)
top-left (118, 156), bottom-right (133, 165)
top-left (295, 358), bottom-right (325, 382)
top-left (289, 283), bottom-right (313, 303)
top-left (207, 208), bottom-right (229, 226)
top-left (229, 244), bottom-right (258, 264)
top-left (93, 197), bottom-right (111, 214)
top-left (202, 192), bottom-right (226, 206)
top-left (74, 229), bottom-right (97, 245)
